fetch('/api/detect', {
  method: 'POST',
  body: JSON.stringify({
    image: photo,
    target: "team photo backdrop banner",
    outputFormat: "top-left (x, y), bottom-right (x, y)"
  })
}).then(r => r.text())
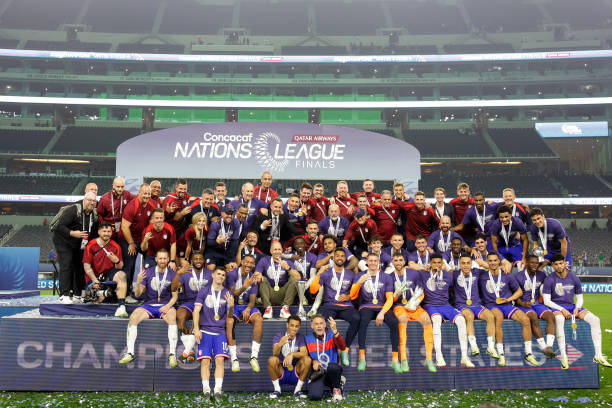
top-left (0, 317), bottom-right (598, 391)
top-left (0, 248), bottom-right (39, 291)
top-left (116, 123), bottom-right (421, 194)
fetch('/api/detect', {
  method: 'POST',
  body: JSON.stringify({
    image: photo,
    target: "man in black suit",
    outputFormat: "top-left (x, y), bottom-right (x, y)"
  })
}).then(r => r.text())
top-left (255, 197), bottom-right (300, 254)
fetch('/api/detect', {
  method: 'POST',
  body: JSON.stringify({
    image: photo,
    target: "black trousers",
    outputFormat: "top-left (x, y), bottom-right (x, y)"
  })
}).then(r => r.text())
top-left (308, 363), bottom-right (343, 401)
top-left (56, 246), bottom-right (85, 297)
top-left (319, 305), bottom-right (360, 348)
top-left (118, 239), bottom-right (140, 287)
top-left (357, 308), bottom-right (399, 351)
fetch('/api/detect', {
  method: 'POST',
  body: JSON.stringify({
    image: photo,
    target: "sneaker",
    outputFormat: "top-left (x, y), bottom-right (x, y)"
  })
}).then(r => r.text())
top-left (72, 296), bottom-right (83, 304)
top-left (486, 347), bottom-right (500, 359)
top-left (293, 390), bottom-right (307, 399)
top-left (391, 361), bottom-right (401, 374)
top-left (461, 356), bottom-right (475, 368)
top-left (114, 305), bottom-right (128, 318)
top-left (249, 357), bottom-right (260, 372)
top-left (498, 354), bottom-right (506, 367)
top-left (168, 353), bottom-right (178, 368)
top-left (425, 359), bottom-right (437, 373)
top-left (593, 355), bottom-right (612, 368)
top-left (186, 351), bottom-right (196, 363)
top-left (332, 388), bottom-right (343, 401)
top-left (543, 347), bottom-right (557, 359)
top-left (471, 344), bottom-right (480, 356)
top-left (340, 375), bottom-right (346, 390)
top-left (212, 391), bottom-right (223, 403)
top-left (203, 390), bottom-right (211, 400)
top-left (297, 308), bottom-right (308, 321)
top-left (306, 308), bottom-right (318, 318)
top-left (524, 353), bottom-right (539, 366)
top-left (269, 391), bottom-right (282, 399)
top-left (340, 351), bottom-right (350, 366)
top-left (357, 359), bottom-right (367, 371)
top-left (400, 359), bottom-right (410, 373)
top-left (436, 356), bottom-right (446, 367)
top-left (178, 352), bottom-right (189, 364)
top-left (119, 352), bottom-right (134, 364)
top-left (561, 356), bottom-right (569, 370)
top-left (263, 306), bottom-right (273, 319)
top-left (279, 305), bottom-right (291, 319)
top-left (59, 295), bottom-right (73, 305)
top-left (125, 295), bottom-right (139, 304)
top-left (231, 359), bottom-right (240, 372)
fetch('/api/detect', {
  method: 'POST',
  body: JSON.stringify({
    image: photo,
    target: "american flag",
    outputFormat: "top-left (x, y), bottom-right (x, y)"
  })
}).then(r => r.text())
top-left (556, 344), bottom-right (583, 365)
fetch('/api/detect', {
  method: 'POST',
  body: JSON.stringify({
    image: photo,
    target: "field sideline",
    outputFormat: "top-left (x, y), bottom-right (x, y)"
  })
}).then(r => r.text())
top-left (1, 293), bottom-right (610, 407)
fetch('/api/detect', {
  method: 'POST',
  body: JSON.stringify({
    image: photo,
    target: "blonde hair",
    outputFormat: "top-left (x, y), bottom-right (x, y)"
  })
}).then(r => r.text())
top-left (191, 212), bottom-right (207, 241)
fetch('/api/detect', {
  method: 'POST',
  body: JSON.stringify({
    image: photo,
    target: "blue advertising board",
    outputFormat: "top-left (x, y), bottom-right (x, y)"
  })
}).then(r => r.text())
top-left (0, 248), bottom-right (39, 291)
top-left (0, 317), bottom-right (598, 391)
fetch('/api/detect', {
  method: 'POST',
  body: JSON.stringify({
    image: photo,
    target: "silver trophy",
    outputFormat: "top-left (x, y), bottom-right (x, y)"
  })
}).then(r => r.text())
top-left (533, 247), bottom-right (546, 264)
top-left (297, 280), bottom-right (308, 306)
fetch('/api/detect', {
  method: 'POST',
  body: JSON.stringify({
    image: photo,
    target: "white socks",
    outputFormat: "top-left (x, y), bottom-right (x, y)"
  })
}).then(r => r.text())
top-left (536, 337), bottom-right (546, 350)
top-left (455, 316), bottom-right (468, 359)
top-left (214, 378), bottom-right (223, 393)
top-left (583, 313), bottom-right (603, 356)
top-left (487, 336), bottom-right (495, 349)
top-left (168, 325), bottom-right (178, 355)
top-left (546, 334), bottom-right (555, 348)
top-left (496, 343), bottom-right (505, 356)
top-left (294, 379), bottom-right (304, 393)
top-left (127, 325), bottom-right (137, 354)
top-left (202, 380), bottom-right (210, 392)
top-left (524, 340), bottom-right (532, 355)
top-left (468, 335), bottom-right (478, 350)
top-left (555, 314), bottom-right (567, 358)
top-left (229, 344), bottom-right (238, 361)
top-left (180, 334), bottom-right (196, 355)
top-left (432, 315), bottom-right (443, 359)
top-left (272, 379), bottom-right (281, 392)
top-left (251, 341), bottom-right (261, 359)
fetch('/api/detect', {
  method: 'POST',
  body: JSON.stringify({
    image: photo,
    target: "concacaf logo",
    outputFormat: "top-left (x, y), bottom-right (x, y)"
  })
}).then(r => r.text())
top-left (253, 132), bottom-right (289, 172)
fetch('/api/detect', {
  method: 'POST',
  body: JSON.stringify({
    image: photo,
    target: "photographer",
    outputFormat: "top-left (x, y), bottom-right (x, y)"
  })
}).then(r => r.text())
top-left (305, 314), bottom-right (346, 401)
top-left (83, 222), bottom-right (128, 317)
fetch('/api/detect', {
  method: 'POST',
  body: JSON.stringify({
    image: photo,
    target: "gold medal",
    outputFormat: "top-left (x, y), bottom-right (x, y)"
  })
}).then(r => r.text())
top-left (372, 298), bottom-right (378, 304)
top-left (287, 364), bottom-right (294, 371)
top-left (274, 285), bottom-right (280, 292)
top-left (238, 299), bottom-right (244, 305)
top-left (543, 249), bottom-right (548, 255)
top-left (531, 298), bottom-right (535, 304)
top-left (214, 314), bottom-right (220, 320)
top-left (402, 298), bottom-right (408, 305)
top-left (466, 299), bottom-right (472, 306)
top-left (157, 296), bottom-right (161, 302)
top-left (571, 323), bottom-right (577, 329)
top-left (496, 297), bottom-right (502, 303)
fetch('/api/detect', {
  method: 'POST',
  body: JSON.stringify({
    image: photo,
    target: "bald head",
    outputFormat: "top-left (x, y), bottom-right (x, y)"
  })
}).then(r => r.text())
top-left (84, 182), bottom-right (98, 196)
top-left (440, 215), bottom-right (451, 232)
top-left (150, 180), bottom-right (161, 198)
top-left (138, 183), bottom-right (151, 204)
top-left (112, 177), bottom-right (125, 196)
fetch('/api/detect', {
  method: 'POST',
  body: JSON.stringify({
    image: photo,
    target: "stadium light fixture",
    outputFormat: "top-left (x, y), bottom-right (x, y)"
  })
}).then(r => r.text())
top-left (14, 158), bottom-right (90, 164)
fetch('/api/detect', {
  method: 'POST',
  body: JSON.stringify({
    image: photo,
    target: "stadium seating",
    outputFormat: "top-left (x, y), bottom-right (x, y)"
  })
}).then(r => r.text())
top-left (160, 0), bottom-right (232, 35)
top-left (487, 128), bottom-right (556, 156)
top-left (0, 129), bottom-right (54, 153)
top-left (567, 229), bottom-right (612, 266)
top-left (314, 2), bottom-right (384, 35)
top-left (464, 0), bottom-right (543, 32)
top-left (387, 1), bottom-right (468, 34)
top-left (544, 0), bottom-right (612, 30)
top-left (453, 174), bottom-right (562, 197)
top-left (239, 1), bottom-right (308, 35)
top-left (557, 175), bottom-right (612, 197)
top-left (403, 129), bottom-right (494, 156)
top-left (82, 0), bottom-right (160, 33)
top-left (0, 0), bottom-right (81, 30)
top-left (0, 224), bottom-right (11, 239)
top-left (5, 225), bottom-right (54, 261)
top-left (0, 176), bottom-right (80, 195)
top-left (52, 127), bottom-right (142, 154)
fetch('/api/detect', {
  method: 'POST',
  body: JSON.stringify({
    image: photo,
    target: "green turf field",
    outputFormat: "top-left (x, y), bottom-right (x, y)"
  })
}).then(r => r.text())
top-left (1, 294), bottom-right (611, 407)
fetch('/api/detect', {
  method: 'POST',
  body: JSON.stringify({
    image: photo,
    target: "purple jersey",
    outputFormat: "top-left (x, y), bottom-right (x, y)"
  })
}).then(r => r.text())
top-left (384, 246), bottom-right (410, 262)
top-left (419, 269), bottom-right (453, 306)
top-left (490, 201), bottom-right (532, 226)
top-left (408, 251), bottom-right (432, 266)
top-left (427, 230), bottom-right (465, 254)
top-left (179, 269), bottom-right (212, 303)
top-left (489, 216), bottom-right (526, 248)
top-left (359, 251), bottom-right (392, 272)
top-left (515, 270), bottom-right (547, 303)
top-left (225, 267), bottom-right (259, 304)
top-left (528, 218), bottom-right (568, 255)
top-left (288, 251), bottom-right (318, 281)
top-left (194, 285), bottom-right (230, 334)
top-left (207, 218), bottom-right (241, 253)
top-left (229, 197), bottom-right (266, 230)
top-left (319, 267), bottom-right (356, 307)
top-left (452, 269), bottom-right (483, 308)
top-left (391, 268), bottom-right (422, 307)
top-left (256, 256), bottom-right (295, 287)
top-left (318, 216), bottom-right (350, 243)
top-left (479, 270), bottom-right (519, 307)
top-left (316, 248), bottom-right (354, 268)
top-left (272, 332), bottom-right (307, 361)
top-left (355, 271), bottom-right (394, 308)
top-left (542, 272), bottom-right (582, 309)
top-left (462, 204), bottom-right (496, 236)
top-left (140, 266), bottom-right (176, 304)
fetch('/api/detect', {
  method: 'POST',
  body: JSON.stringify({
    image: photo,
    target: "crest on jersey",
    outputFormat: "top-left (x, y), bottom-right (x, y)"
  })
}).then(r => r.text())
top-left (555, 282), bottom-right (565, 296)
top-left (457, 274), bottom-right (466, 287)
top-left (189, 277), bottom-right (209, 291)
top-left (486, 279), bottom-right (505, 293)
top-left (204, 293), bottom-right (227, 308)
top-left (254, 132), bottom-right (289, 172)
top-left (363, 280), bottom-right (377, 293)
top-left (423, 210), bottom-right (427, 216)
top-left (281, 341), bottom-right (297, 356)
top-left (330, 276), bottom-right (341, 290)
top-left (151, 276), bottom-right (169, 291)
top-left (163, 234), bottom-right (168, 239)
top-left (426, 278), bottom-right (436, 291)
top-left (147, 211), bottom-right (151, 216)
